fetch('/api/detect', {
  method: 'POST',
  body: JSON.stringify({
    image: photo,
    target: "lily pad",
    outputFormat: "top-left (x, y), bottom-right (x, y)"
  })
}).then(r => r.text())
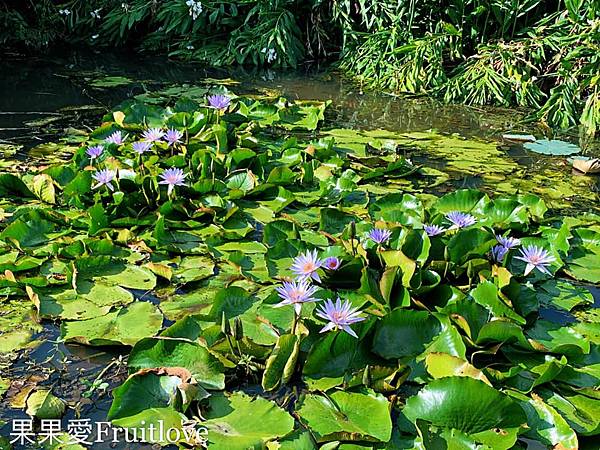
top-left (25, 389), bottom-right (65, 419)
top-left (203, 392), bottom-right (294, 449)
top-left (403, 377), bottom-right (527, 434)
top-left (524, 139), bottom-right (580, 156)
top-left (296, 389), bottom-right (392, 442)
top-left (128, 337), bottom-right (225, 390)
top-left (61, 301), bottom-right (163, 346)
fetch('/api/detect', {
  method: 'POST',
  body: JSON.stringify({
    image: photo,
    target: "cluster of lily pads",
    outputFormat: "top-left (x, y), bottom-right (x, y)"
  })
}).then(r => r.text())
top-left (0, 88), bottom-right (599, 449)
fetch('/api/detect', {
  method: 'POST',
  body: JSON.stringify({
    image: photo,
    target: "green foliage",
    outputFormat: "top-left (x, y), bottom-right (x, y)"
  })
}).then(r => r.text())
top-left (1, 89), bottom-right (599, 448)
top-left (2, 1), bottom-right (600, 132)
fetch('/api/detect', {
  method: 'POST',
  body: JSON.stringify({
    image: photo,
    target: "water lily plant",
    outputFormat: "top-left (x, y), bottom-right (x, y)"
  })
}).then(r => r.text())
top-left (208, 94), bottom-right (231, 111)
top-left (158, 168), bottom-right (187, 195)
top-left (367, 228), bottom-right (392, 245)
top-left (91, 169), bottom-right (116, 191)
top-left (274, 279), bottom-right (319, 315)
top-left (105, 130), bottom-right (126, 145)
top-left (445, 211), bottom-right (476, 229)
top-left (424, 224), bottom-right (445, 237)
top-left (515, 245), bottom-right (556, 276)
top-left (316, 298), bottom-right (365, 338)
top-left (132, 141), bottom-right (153, 155)
top-left (86, 145), bottom-right (103, 160)
top-left (291, 250), bottom-right (323, 282)
top-left (142, 128), bottom-right (165, 142)
top-left (164, 128), bottom-right (183, 146)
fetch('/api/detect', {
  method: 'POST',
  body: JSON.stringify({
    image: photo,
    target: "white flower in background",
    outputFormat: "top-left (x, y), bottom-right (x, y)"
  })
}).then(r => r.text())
top-left (121, 3), bottom-right (129, 12)
top-left (91, 34), bottom-right (99, 40)
top-left (186, 0), bottom-right (203, 20)
top-left (90, 9), bottom-right (101, 20)
top-left (186, 45), bottom-right (195, 50)
top-left (261, 47), bottom-right (277, 63)
top-left (58, 9), bottom-right (71, 16)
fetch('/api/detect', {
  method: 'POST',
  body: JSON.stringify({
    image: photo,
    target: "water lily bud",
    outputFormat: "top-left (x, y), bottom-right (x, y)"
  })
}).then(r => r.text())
top-left (233, 317), bottom-right (244, 340)
top-left (362, 365), bottom-right (372, 387)
top-left (221, 312), bottom-right (231, 336)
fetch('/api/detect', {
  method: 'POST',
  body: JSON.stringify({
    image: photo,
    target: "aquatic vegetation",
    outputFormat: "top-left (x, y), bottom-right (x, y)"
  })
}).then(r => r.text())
top-left (367, 228), bottom-right (392, 245)
top-left (275, 279), bottom-right (319, 314)
top-left (132, 141), bottom-right (152, 154)
top-left (515, 245), bottom-right (556, 276)
top-left (3, 1), bottom-right (599, 132)
top-left (445, 211), bottom-right (476, 229)
top-left (290, 250), bottom-right (323, 282)
top-left (315, 298), bottom-right (365, 338)
top-left (207, 94), bottom-right (231, 111)
top-left (158, 167), bottom-right (188, 195)
top-left (0, 90), bottom-right (599, 449)
top-left (91, 169), bottom-right (116, 191)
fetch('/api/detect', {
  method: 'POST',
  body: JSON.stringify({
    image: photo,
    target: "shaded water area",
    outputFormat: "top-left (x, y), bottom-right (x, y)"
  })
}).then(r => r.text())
top-left (1, 51), bottom-right (599, 449)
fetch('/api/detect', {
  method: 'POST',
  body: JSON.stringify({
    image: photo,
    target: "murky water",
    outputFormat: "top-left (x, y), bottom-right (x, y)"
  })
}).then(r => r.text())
top-left (0, 51), bottom-right (599, 449)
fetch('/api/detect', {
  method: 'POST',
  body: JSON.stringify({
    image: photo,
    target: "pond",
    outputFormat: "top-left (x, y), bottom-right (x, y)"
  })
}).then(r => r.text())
top-left (0, 51), bottom-right (599, 450)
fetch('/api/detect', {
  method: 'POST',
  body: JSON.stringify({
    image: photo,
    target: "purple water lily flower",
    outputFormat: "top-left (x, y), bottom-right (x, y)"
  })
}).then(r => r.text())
top-left (424, 224), bottom-right (445, 237)
top-left (291, 250), bottom-right (323, 282)
top-left (316, 298), bottom-right (365, 338)
top-left (491, 245), bottom-right (509, 263)
top-left (323, 257), bottom-right (341, 271)
top-left (208, 94), bottom-right (231, 111)
top-left (158, 168), bottom-right (187, 195)
top-left (274, 279), bottom-right (319, 315)
top-left (446, 211), bottom-right (477, 229)
top-left (86, 145), bottom-right (103, 160)
top-left (164, 128), bottom-right (183, 146)
top-left (495, 234), bottom-right (521, 249)
top-left (92, 169), bottom-right (116, 191)
top-left (132, 141), bottom-right (153, 155)
top-left (105, 131), bottom-right (125, 145)
top-left (368, 228), bottom-right (392, 245)
top-left (142, 128), bottom-right (165, 142)
top-left (515, 245), bottom-right (556, 276)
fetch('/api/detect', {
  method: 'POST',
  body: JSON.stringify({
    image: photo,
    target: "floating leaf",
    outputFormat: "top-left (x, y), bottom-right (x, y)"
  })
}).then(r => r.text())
top-left (25, 390), bottom-right (65, 419)
top-left (203, 392), bottom-right (294, 449)
top-left (296, 390), bottom-right (392, 442)
top-left (403, 377), bottom-right (527, 434)
top-left (524, 139), bottom-right (580, 155)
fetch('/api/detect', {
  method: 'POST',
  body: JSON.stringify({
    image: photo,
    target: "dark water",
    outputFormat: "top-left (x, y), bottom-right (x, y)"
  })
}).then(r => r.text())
top-left (0, 50), bottom-right (599, 449)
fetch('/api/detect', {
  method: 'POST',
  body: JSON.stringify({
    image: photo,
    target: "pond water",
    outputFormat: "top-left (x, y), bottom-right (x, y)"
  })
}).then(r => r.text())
top-left (2, 51), bottom-right (599, 215)
top-left (1, 51), bottom-right (599, 449)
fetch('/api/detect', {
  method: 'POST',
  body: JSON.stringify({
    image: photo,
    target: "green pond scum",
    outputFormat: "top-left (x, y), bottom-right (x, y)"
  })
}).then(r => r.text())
top-left (0, 85), bottom-right (599, 450)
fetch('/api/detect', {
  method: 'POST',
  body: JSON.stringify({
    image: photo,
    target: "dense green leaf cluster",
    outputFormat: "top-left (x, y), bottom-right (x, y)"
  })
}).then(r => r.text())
top-left (2, 1), bottom-right (599, 133)
top-left (0, 90), bottom-right (599, 448)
